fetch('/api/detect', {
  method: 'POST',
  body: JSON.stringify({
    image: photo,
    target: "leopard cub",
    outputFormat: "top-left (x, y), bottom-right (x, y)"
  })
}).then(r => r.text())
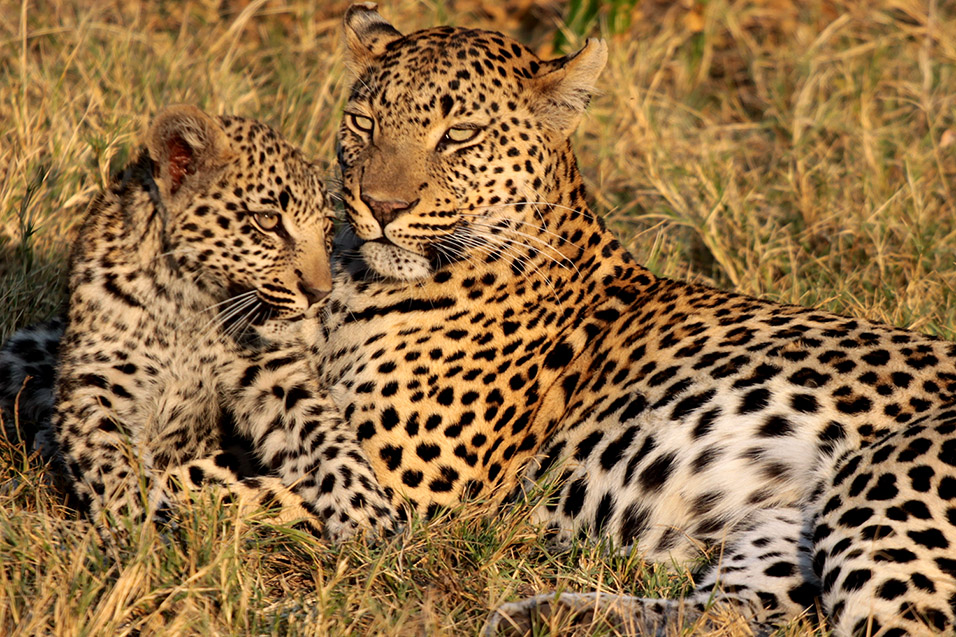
top-left (2, 105), bottom-right (392, 538)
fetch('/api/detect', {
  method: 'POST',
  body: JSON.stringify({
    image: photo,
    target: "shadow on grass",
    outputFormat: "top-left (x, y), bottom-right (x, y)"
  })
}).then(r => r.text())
top-left (0, 232), bottom-right (69, 340)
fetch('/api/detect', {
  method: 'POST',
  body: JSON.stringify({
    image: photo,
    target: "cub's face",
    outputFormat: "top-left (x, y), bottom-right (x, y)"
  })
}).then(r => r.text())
top-left (149, 108), bottom-right (334, 320)
top-left (337, 8), bottom-right (606, 281)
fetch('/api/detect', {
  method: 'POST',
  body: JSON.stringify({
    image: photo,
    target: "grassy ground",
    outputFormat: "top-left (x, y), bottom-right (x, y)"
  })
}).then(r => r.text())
top-left (1, 0), bottom-right (955, 634)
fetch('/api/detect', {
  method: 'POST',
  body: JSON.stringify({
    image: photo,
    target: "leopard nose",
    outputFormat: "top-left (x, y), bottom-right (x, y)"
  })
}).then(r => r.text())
top-left (361, 196), bottom-right (419, 227)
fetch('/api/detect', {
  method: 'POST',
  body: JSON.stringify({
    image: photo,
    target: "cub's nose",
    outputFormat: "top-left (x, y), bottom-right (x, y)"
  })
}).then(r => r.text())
top-left (298, 281), bottom-right (330, 306)
top-left (361, 196), bottom-right (419, 227)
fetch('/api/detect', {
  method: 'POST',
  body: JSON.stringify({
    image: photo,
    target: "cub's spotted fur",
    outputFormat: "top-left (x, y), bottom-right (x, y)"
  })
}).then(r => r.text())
top-left (1, 105), bottom-right (391, 539)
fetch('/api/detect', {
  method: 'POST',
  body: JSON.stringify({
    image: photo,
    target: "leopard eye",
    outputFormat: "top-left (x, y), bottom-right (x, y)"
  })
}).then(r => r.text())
top-left (347, 113), bottom-right (374, 134)
top-left (442, 126), bottom-right (481, 145)
top-left (253, 211), bottom-right (282, 232)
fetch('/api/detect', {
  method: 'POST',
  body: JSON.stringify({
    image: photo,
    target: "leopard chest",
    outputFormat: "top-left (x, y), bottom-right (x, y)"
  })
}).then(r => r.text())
top-left (323, 290), bottom-right (574, 511)
top-left (62, 291), bottom-right (240, 463)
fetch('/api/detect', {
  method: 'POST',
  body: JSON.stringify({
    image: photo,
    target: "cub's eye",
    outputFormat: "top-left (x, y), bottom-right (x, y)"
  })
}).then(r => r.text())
top-left (347, 113), bottom-right (374, 133)
top-left (253, 211), bottom-right (282, 232)
top-left (442, 126), bottom-right (481, 145)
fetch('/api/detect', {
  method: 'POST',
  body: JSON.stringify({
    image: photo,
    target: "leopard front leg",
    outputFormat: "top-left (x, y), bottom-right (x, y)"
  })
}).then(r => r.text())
top-left (56, 369), bottom-right (225, 529)
top-left (227, 350), bottom-right (395, 541)
top-left (0, 317), bottom-right (62, 460)
top-left (54, 394), bottom-right (163, 526)
top-left (164, 451), bottom-right (326, 536)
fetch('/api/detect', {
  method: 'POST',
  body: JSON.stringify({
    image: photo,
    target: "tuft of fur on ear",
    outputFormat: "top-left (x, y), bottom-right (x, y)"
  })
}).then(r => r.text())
top-left (146, 104), bottom-right (234, 198)
top-left (343, 3), bottom-right (403, 76)
top-left (530, 39), bottom-right (608, 135)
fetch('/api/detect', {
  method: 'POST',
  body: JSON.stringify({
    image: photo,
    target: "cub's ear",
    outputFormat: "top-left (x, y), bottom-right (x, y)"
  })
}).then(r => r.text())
top-left (529, 39), bottom-right (608, 135)
top-left (146, 104), bottom-right (234, 198)
top-left (343, 3), bottom-right (403, 76)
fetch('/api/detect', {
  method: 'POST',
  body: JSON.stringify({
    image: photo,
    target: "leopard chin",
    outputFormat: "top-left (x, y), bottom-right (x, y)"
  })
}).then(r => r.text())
top-left (359, 241), bottom-right (433, 281)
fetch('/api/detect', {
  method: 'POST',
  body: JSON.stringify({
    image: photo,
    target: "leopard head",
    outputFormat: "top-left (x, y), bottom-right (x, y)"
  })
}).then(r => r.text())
top-left (337, 4), bottom-right (607, 282)
top-left (145, 105), bottom-right (334, 319)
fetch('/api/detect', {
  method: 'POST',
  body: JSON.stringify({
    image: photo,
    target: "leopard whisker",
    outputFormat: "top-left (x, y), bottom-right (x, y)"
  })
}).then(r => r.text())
top-left (201, 293), bottom-right (259, 339)
top-left (457, 209), bottom-right (584, 250)
top-left (524, 190), bottom-right (567, 239)
top-left (222, 298), bottom-right (264, 342)
top-left (207, 293), bottom-right (258, 324)
top-left (436, 239), bottom-right (509, 284)
top-left (202, 290), bottom-right (258, 314)
top-left (461, 231), bottom-right (569, 295)
top-left (218, 295), bottom-right (259, 325)
top-left (460, 230), bottom-right (563, 300)
top-left (463, 219), bottom-right (578, 266)
top-left (465, 239), bottom-right (561, 301)
top-left (480, 198), bottom-right (590, 218)
top-left (458, 224), bottom-right (580, 278)
top-left (448, 227), bottom-right (543, 270)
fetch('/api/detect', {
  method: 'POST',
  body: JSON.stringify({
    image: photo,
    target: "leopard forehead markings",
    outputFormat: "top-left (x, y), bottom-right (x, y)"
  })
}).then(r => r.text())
top-left (326, 5), bottom-right (956, 636)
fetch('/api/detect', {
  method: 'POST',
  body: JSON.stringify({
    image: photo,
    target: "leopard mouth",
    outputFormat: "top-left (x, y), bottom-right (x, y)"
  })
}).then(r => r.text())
top-left (357, 240), bottom-right (433, 281)
top-left (343, 222), bottom-right (458, 280)
top-left (222, 284), bottom-right (314, 323)
top-left (359, 225), bottom-right (477, 275)
top-left (360, 233), bottom-right (428, 257)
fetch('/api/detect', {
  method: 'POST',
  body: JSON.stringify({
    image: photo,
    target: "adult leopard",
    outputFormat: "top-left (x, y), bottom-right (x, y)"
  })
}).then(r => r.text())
top-left (0, 105), bottom-right (392, 539)
top-left (316, 5), bottom-right (956, 635)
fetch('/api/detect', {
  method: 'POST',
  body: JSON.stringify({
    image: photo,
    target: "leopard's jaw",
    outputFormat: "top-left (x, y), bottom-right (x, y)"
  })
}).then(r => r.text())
top-left (359, 241), bottom-right (433, 281)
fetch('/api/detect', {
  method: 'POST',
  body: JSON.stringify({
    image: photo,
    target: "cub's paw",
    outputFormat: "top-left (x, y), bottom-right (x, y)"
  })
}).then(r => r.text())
top-left (308, 477), bottom-right (396, 543)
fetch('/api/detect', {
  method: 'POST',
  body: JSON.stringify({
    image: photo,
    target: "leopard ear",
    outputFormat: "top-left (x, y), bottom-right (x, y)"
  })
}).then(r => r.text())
top-left (529, 39), bottom-right (608, 135)
top-left (343, 3), bottom-right (403, 76)
top-left (146, 104), bottom-right (234, 198)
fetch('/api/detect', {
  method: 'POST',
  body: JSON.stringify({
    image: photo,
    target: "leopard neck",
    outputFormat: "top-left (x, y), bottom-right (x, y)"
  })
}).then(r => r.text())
top-left (69, 167), bottom-right (223, 322)
top-left (474, 143), bottom-right (657, 303)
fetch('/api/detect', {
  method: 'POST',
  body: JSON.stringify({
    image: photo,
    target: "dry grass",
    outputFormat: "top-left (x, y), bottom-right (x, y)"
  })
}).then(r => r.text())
top-left (2, 0), bottom-right (955, 634)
